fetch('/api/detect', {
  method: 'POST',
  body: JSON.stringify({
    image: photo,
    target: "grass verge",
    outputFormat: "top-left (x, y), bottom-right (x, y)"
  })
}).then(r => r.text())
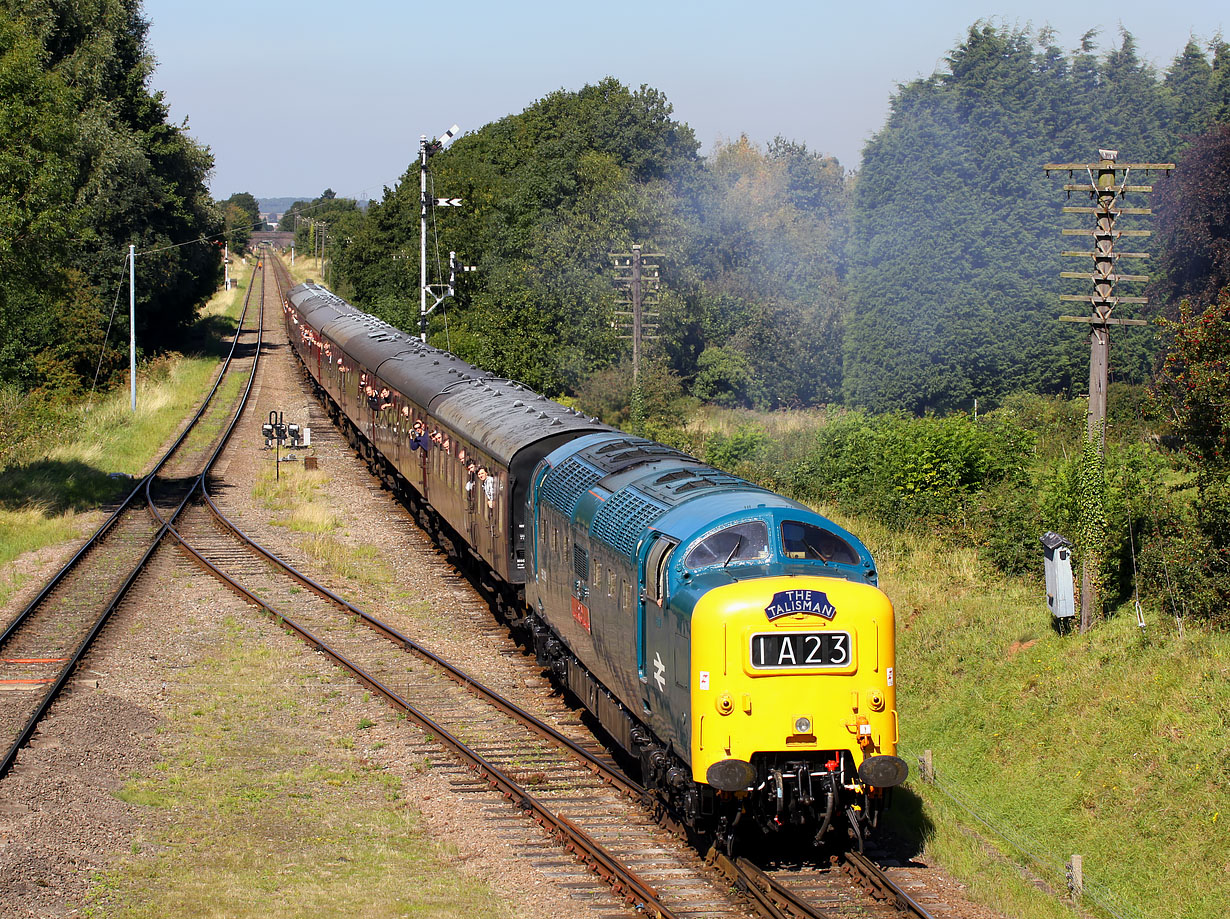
top-left (0, 264), bottom-right (257, 610)
top-left (85, 615), bottom-right (508, 918)
top-left (283, 251), bottom-right (324, 287)
top-left (254, 463), bottom-right (336, 533)
top-left (253, 461), bottom-right (390, 584)
top-left (817, 504), bottom-right (1229, 919)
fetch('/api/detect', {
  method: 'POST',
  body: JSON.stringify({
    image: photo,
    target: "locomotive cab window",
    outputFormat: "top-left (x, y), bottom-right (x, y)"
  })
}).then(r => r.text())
top-left (684, 521), bottom-right (770, 569)
top-left (781, 521), bottom-right (859, 565)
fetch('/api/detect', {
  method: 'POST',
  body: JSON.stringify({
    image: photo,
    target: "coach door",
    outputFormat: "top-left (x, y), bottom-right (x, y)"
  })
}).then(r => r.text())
top-left (417, 443), bottom-right (428, 501)
top-left (464, 464), bottom-right (478, 547)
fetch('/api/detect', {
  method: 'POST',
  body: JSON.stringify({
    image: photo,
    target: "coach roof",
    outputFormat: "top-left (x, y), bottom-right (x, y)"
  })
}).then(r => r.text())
top-left (287, 281), bottom-right (608, 465)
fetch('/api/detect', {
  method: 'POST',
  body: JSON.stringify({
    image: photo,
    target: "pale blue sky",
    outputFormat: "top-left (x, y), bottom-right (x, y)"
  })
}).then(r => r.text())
top-left (141, 0), bottom-right (1227, 200)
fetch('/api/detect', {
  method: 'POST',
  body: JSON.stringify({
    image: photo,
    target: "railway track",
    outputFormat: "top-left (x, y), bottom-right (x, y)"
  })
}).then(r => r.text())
top-left (164, 256), bottom-right (746, 919)
top-left (3, 253), bottom-right (951, 918)
top-left (710, 849), bottom-right (942, 919)
top-left (0, 258), bottom-right (269, 781)
top-left (153, 255), bottom-right (943, 919)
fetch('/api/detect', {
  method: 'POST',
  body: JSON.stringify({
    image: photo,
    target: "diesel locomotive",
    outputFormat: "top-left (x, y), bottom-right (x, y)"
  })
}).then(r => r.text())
top-left (284, 280), bottom-right (907, 849)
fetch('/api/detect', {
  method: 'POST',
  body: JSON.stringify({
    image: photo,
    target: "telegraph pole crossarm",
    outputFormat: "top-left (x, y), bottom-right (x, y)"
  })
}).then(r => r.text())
top-left (610, 245), bottom-right (664, 382)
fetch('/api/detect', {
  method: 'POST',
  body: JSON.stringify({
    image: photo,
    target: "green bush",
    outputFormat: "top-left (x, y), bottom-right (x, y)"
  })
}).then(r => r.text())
top-left (686, 393), bottom-right (1189, 621)
top-left (784, 411), bottom-right (1031, 528)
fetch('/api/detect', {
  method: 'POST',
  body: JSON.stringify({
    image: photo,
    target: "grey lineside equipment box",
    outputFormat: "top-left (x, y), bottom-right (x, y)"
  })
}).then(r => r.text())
top-left (1040, 531), bottom-right (1075, 619)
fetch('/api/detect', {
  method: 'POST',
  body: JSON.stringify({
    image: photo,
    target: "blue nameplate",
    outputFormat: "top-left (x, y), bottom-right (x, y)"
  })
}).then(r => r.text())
top-left (764, 589), bottom-right (836, 621)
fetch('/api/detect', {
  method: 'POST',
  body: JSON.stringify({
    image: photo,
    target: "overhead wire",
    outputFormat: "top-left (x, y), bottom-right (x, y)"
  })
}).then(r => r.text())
top-left (89, 251), bottom-right (136, 399)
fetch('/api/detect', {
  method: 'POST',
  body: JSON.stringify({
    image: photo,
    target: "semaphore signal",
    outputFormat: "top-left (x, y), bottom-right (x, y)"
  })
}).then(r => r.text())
top-left (419, 124), bottom-right (462, 342)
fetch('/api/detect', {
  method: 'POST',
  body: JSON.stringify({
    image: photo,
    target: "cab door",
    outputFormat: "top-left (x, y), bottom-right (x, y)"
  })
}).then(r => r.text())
top-left (639, 535), bottom-right (677, 726)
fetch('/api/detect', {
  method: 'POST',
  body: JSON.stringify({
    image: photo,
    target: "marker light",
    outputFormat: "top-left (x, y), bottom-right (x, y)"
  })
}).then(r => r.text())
top-left (794, 716), bottom-right (812, 734)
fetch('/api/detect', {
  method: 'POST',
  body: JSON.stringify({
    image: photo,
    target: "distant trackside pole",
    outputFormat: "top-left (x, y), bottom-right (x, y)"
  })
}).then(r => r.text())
top-left (129, 243), bottom-right (136, 412)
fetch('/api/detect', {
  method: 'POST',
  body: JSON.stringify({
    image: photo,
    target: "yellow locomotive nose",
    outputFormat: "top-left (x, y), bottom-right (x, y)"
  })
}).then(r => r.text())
top-left (690, 576), bottom-right (901, 788)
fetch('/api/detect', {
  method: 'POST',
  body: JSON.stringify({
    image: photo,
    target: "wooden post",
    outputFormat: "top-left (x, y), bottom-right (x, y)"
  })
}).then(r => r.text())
top-left (1045, 152), bottom-right (1173, 633)
top-left (919, 749), bottom-right (933, 783)
top-left (631, 246), bottom-right (643, 382)
top-left (1067, 854), bottom-right (1083, 898)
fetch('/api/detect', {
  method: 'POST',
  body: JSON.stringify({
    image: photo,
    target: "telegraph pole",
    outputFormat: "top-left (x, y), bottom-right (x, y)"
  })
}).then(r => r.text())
top-left (1045, 149), bottom-right (1173, 631)
top-left (611, 245), bottom-right (662, 382)
top-left (129, 244), bottom-right (136, 412)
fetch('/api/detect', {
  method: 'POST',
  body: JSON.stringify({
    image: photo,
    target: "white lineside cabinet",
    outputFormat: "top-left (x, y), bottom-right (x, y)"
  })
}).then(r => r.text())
top-left (1040, 531), bottom-right (1075, 620)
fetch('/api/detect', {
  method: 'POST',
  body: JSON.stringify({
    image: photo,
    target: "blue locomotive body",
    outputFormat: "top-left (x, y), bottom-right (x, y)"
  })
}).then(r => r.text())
top-left (285, 281), bottom-right (906, 848)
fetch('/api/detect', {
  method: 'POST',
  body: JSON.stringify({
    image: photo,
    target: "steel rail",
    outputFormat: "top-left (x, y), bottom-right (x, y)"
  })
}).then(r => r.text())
top-left (158, 257), bottom-right (677, 914)
top-left (193, 254), bottom-right (649, 798)
top-left (195, 488), bottom-right (649, 800)
top-left (0, 262), bottom-right (263, 648)
top-left (235, 255), bottom-right (931, 919)
top-left (163, 525), bottom-right (676, 919)
top-left (842, 851), bottom-right (935, 918)
top-left (0, 483), bottom-right (142, 648)
top-left (145, 258), bottom-right (268, 528)
top-left (0, 514), bottom-right (172, 780)
top-left (708, 851), bottom-right (821, 919)
top-left (711, 849), bottom-right (938, 919)
top-left (0, 261), bottom-right (266, 781)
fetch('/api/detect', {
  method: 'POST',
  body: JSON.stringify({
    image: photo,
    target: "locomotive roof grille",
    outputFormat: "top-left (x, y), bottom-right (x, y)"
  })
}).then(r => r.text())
top-left (654, 470), bottom-right (692, 485)
top-left (590, 488), bottom-right (668, 557)
top-left (583, 439), bottom-right (685, 474)
top-left (595, 439), bottom-right (636, 454)
top-left (673, 472), bottom-right (746, 493)
top-left (539, 456), bottom-right (601, 517)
